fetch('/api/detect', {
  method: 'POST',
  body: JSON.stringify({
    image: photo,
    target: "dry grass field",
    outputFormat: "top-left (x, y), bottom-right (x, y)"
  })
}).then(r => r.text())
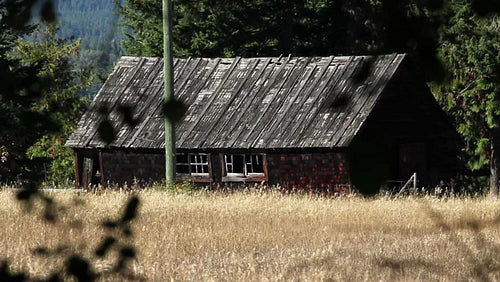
top-left (0, 189), bottom-right (499, 281)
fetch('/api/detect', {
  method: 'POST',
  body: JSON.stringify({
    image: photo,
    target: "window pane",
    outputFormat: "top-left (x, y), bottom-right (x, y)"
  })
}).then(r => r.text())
top-left (176, 164), bottom-right (189, 174)
top-left (245, 155), bottom-right (264, 173)
top-left (225, 154), bottom-right (265, 176)
top-left (226, 155), bottom-right (233, 173)
top-left (233, 155), bottom-right (244, 174)
top-left (225, 154), bottom-right (244, 174)
top-left (176, 154), bottom-right (190, 174)
top-left (176, 154), bottom-right (189, 164)
top-left (177, 153), bottom-right (210, 175)
top-left (252, 155), bottom-right (264, 173)
top-left (246, 163), bottom-right (253, 173)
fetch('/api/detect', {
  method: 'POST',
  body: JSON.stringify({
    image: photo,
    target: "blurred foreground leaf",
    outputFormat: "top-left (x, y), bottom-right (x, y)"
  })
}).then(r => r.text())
top-left (163, 99), bottom-right (187, 123)
top-left (66, 255), bottom-right (96, 282)
top-left (95, 237), bottom-right (116, 258)
top-left (40, 1), bottom-right (56, 24)
top-left (96, 119), bottom-right (116, 145)
top-left (121, 196), bottom-right (139, 223)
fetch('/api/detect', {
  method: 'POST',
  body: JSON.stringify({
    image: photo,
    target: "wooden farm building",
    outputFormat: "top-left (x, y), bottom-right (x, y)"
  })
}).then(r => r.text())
top-left (66, 54), bottom-right (458, 190)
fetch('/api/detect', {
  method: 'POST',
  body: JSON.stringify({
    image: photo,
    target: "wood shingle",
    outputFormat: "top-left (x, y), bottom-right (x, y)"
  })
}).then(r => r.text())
top-left (66, 54), bottom-right (406, 150)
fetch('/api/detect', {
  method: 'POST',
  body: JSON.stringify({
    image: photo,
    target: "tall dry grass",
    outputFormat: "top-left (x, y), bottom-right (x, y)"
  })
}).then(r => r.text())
top-left (0, 190), bottom-right (499, 281)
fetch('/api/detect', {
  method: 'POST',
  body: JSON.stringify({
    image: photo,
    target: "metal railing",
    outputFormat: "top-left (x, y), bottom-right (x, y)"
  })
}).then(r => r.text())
top-left (395, 172), bottom-right (417, 196)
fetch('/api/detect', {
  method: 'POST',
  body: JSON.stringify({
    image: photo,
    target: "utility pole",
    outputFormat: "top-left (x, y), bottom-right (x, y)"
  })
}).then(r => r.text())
top-left (163, 0), bottom-right (175, 184)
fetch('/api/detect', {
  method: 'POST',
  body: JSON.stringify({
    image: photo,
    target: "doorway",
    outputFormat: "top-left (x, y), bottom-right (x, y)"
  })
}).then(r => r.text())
top-left (79, 153), bottom-right (102, 187)
top-left (399, 142), bottom-right (427, 184)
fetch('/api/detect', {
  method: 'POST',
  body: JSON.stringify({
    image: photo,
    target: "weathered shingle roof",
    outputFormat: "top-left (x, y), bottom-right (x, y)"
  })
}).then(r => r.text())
top-left (66, 54), bottom-right (406, 149)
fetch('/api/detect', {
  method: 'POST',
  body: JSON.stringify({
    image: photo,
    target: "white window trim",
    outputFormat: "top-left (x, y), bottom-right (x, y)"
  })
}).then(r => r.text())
top-left (225, 154), bottom-right (245, 177)
top-left (224, 154), bottom-right (265, 177)
top-left (176, 153), bottom-right (210, 176)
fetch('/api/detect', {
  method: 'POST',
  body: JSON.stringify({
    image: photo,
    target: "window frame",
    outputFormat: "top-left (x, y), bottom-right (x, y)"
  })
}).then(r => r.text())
top-left (245, 154), bottom-right (265, 176)
top-left (223, 153), bottom-right (267, 181)
top-left (189, 154), bottom-right (210, 176)
top-left (176, 153), bottom-right (210, 177)
top-left (224, 154), bottom-right (245, 177)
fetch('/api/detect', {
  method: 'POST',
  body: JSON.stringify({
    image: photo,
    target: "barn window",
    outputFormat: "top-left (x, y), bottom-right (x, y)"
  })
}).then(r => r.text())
top-left (224, 154), bottom-right (265, 177)
top-left (176, 153), bottom-right (209, 175)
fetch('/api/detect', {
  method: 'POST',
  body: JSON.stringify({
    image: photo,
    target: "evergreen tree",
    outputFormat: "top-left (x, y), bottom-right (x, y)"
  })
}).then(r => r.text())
top-left (115, 0), bottom-right (385, 57)
top-left (16, 24), bottom-right (91, 185)
top-left (431, 0), bottom-right (500, 194)
top-left (0, 11), bottom-right (90, 183)
top-left (0, 3), bottom-right (45, 181)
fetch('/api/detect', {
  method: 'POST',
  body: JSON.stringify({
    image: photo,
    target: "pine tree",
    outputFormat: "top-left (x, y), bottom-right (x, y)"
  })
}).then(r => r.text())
top-left (15, 24), bottom-right (91, 185)
top-left (115, 0), bottom-right (386, 58)
top-left (0, 15), bottom-right (90, 183)
top-left (0, 4), bottom-right (43, 181)
top-left (431, 0), bottom-right (500, 194)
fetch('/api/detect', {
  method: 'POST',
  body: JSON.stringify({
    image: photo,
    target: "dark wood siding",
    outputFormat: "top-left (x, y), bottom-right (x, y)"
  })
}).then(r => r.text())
top-left (353, 61), bottom-right (459, 186)
top-left (267, 152), bottom-right (350, 191)
top-left (101, 150), bottom-right (165, 186)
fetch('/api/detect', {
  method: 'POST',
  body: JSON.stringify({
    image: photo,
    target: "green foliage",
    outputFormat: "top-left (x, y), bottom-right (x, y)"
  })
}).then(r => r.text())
top-left (115, 0), bottom-right (389, 57)
top-left (0, 8), bottom-right (48, 181)
top-left (54, 0), bottom-right (120, 49)
top-left (1, 23), bottom-right (90, 184)
top-left (117, 0), bottom-right (452, 64)
top-left (115, 0), bottom-right (448, 82)
top-left (25, 128), bottom-right (79, 185)
top-left (1, 2), bottom-right (143, 282)
top-left (19, 24), bottom-right (90, 185)
top-left (431, 0), bottom-right (500, 171)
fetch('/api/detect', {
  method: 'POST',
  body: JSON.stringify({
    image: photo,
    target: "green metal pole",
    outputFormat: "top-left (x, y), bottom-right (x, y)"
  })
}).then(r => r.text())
top-left (163, 0), bottom-right (175, 184)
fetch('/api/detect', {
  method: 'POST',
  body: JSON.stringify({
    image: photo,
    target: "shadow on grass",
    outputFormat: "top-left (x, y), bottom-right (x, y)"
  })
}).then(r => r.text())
top-left (375, 257), bottom-right (444, 276)
top-left (375, 198), bottom-right (500, 281)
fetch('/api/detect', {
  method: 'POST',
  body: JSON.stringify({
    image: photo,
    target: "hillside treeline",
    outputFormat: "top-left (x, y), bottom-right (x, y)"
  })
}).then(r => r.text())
top-left (53, 0), bottom-right (122, 91)
top-left (56, 0), bottom-right (119, 49)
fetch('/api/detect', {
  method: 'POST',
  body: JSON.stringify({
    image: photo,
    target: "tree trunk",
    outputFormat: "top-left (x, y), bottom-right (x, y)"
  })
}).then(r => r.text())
top-left (490, 128), bottom-right (500, 196)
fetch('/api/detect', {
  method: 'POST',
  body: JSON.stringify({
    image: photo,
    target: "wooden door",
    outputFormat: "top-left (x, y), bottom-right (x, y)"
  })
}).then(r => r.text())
top-left (82, 157), bottom-right (93, 187)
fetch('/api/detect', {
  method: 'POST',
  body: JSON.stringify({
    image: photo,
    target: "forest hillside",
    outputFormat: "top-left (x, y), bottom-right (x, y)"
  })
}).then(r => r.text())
top-left (53, 0), bottom-right (122, 88)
